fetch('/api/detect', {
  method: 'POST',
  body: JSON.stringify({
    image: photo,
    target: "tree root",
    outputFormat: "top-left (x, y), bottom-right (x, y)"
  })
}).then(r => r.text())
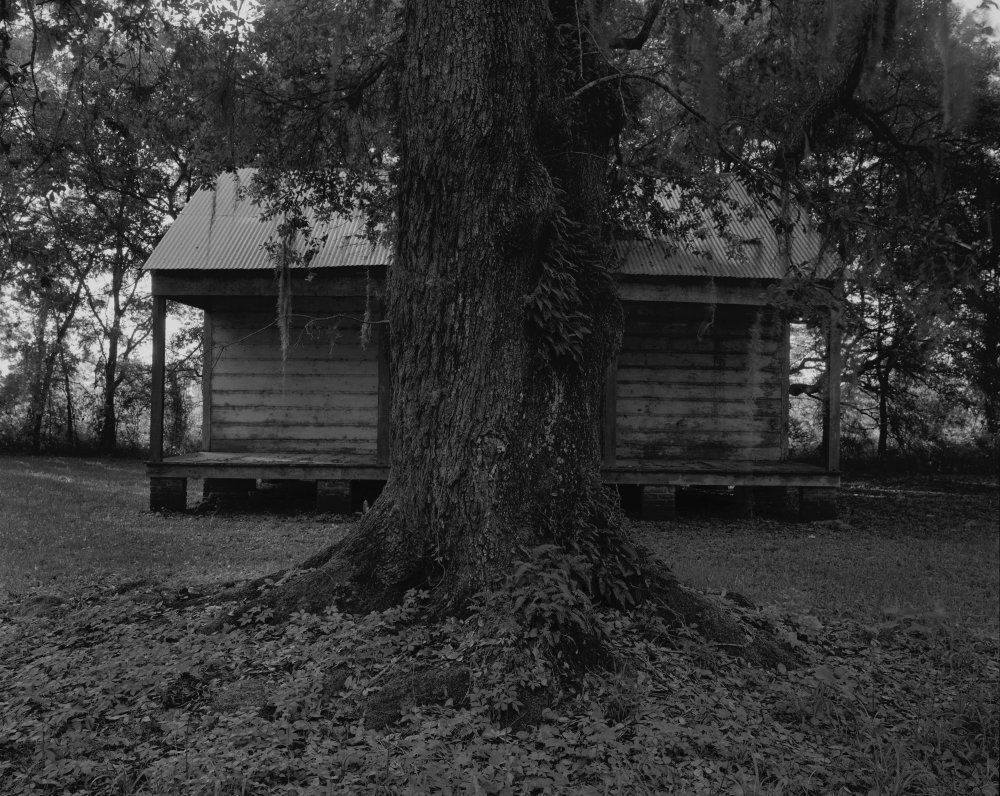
top-left (202, 522), bottom-right (798, 671)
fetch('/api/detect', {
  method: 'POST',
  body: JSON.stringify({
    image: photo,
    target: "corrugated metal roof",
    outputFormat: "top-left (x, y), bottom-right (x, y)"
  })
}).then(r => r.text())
top-left (144, 169), bottom-right (389, 271)
top-left (614, 180), bottom-right (837, 279)
top-left (146, 170), bottom-right (836, 279)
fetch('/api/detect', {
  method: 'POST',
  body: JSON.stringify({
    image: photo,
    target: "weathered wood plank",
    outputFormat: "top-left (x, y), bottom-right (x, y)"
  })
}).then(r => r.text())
top-left (153, 270), bottom-right (378, 299)
top-left (150, 296), bottom-right (166, 463)
top-left (603, 468), bottom-right (837, 487)
top-left (616, 416), bottom-right (780, 432)
top-left (616, 445), bottom-right (782, 461)
top-left (616, 370), bottom-right (781, 388)
top-left (617, 397), bottom-right (782, 416)
top-left (211, 374), bottom-right (378, 392)
top-left (207, 296), bottom-right (369, 314)
top-left (616, 382), bottom-right (782, 401)
top-left (209, 341), bottom-right (374, 359)
top-left (211, 439), bottom-right (377, 454)
top-left (212, 323), bottom-right (368, 341)
top-left (211, 359), bottom-right (377, 377)
top-left (621, 336), bottom-right (780, 355)
top-left (617, 353), bottom-right (781, 371)
top-left (202, 312), bottom-right (213, 451)
top-left (618, 417), bottom-right (778, 447)
top-left (212, 391), bottom-right (379, 409)
top-left (213, 423), bottom-right (378, 440)
top-left (213, 406), bottom-right (376, 424)
top-left (618, 281), bottom-right (772, 306)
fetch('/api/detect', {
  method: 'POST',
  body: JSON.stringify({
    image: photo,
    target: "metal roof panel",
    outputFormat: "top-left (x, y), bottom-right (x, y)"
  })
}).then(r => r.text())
top-left (146, 171), bottom-right (836, 279)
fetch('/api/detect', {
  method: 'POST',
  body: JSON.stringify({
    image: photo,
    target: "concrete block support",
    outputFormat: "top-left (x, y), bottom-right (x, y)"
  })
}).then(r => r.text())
top-left (316, 480), bottom-right (352, 514)
top-left (799, 486), bottom-right (838, 521)
top-left (150, 477), bottom-right (187, 512)
top-left (641, 485), bottom-right (677, 520)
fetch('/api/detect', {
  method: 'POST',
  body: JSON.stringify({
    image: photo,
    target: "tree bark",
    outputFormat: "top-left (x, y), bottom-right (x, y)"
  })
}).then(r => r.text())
top-left (210, 0), bottom-right (798, 675)
top-left (250, 0), bottom-right (629, 615)
top-left (877, 369), bottom-right (889, 458)
top-left (98, 325), bottom-right (119, 454)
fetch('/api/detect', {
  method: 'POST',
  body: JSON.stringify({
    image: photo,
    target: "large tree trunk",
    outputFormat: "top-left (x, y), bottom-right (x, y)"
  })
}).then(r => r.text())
top-left (221, 2), bottom-right (795, 674)
top-left (363, 0), bottom-right (622, 607)
top-left (251, 0), bottom-right (626, 615)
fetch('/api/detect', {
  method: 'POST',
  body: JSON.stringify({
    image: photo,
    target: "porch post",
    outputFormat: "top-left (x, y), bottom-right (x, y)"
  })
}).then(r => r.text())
top-left (779, 316), bottom-right (790, 460)
top-left (150, 295), bottom-right (166, 463)
top-left (376, 301), bottom-right (391, 467)
top-left (824, 302), bottom-right (841, 473)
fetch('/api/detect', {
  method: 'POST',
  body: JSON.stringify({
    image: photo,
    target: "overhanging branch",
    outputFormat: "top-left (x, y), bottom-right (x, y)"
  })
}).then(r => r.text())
top-left (609, 0), bottom-right (665, 50)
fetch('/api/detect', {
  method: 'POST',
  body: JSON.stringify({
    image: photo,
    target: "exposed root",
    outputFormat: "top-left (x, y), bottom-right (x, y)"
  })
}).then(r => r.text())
top-left (202, 502), bottom-right (798, 672)
top-left (201, 541), bottom-right (354, 632)
top-left (653, 577), bottom-right (798, 669)
top-left (361, 665), bottom-right (472, 730)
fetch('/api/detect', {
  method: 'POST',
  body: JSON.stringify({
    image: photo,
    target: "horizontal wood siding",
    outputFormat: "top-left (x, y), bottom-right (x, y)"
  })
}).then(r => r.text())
top-left (617, 301), bottom-right (784, 465)
top-left (210, 297), bottom-right (378, 457)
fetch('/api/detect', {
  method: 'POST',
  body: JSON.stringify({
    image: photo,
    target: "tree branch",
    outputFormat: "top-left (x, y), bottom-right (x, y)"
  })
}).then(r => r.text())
top-left (844, 98), bottom-right (934, 162)
top-left (609, 0), bottom-right (665, 50)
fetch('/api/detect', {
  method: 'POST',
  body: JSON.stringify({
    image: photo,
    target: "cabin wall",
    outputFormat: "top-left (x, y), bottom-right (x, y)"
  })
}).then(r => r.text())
top-left (615, 301), bottom-right (785, 464)
top-left (207, 295), bottom-right (378, 458)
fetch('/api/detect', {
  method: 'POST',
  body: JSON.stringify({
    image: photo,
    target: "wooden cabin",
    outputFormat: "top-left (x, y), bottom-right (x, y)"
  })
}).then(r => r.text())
top-left (146, 171), bottom-right (841, 519)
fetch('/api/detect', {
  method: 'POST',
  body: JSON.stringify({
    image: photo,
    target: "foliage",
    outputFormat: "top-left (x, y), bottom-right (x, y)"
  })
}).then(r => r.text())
top-left (1, 0), bottom-right (201, 453)
top-left (1, 573), bottom-right (996, 795)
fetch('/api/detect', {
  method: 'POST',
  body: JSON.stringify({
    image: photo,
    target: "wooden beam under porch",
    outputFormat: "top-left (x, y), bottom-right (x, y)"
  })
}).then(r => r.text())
top-left (147, 453), bottom-right (839, 520)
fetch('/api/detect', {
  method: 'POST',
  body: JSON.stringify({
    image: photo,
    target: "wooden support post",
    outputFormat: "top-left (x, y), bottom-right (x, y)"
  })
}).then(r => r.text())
top-left (779, 317), bottom-right (791, 461)
top-left (376, 303), bottom-right (391, 467)
top-left (824, 303), bottom-right (842, 473)
top-left (150, 296), bottom-right (166, 463)
top-left (641, 485), bottom-right (676, 520)
top-left (316, 480), bottom-right (352, 514)
top-left (150, 477), bottom-right (186, 512)
top-left (202, 311), bottom-right (213, 452)
top-left (799, 487), bottom-right (838, 521)
top-left (602, 357), bottom-right (618, 467)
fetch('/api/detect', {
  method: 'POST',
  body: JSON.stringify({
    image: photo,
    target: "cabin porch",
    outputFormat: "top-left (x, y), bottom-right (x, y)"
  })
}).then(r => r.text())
top-left (147, 452), bottom-right (838, 520)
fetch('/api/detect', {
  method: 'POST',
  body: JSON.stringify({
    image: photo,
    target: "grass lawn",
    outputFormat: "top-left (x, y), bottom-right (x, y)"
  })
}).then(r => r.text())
top-left (3, 456), bottom-right (995, 635)
top-left (0, 454), bottom-right (997, 795)
top-left (638, 477), bottom-right (1000, 635)
top-left (0, 456), bottom-right (342, 598)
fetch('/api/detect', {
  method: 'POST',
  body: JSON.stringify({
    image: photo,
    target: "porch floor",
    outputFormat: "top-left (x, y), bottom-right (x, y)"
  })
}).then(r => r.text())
top-left (148, 451), bottom-right (836, 486)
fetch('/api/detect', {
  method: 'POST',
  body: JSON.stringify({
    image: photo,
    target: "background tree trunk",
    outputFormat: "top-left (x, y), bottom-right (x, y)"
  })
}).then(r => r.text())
top-left (98, 327), bottom-right (119, 454)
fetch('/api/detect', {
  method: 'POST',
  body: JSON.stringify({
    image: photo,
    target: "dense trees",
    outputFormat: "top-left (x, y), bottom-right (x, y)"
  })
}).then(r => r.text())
top-left (1, 0), bottom-right (198, 451)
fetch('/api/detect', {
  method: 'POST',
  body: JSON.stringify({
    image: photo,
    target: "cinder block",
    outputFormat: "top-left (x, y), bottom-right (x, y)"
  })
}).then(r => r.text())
top-left (641, 485), bottom-right (677, 520)
top-left (150, 477), bottom-right (187, 512)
